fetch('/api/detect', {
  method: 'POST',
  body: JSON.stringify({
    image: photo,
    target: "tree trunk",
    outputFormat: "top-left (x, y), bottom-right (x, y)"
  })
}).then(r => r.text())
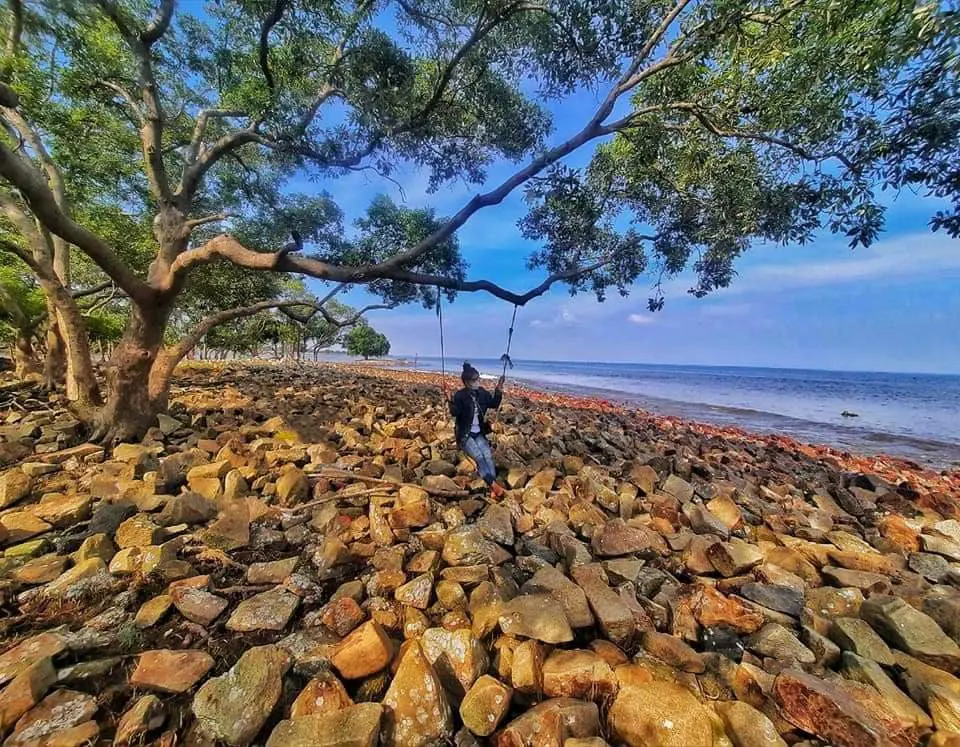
top-left (93, 304), bottom-right (169, 443)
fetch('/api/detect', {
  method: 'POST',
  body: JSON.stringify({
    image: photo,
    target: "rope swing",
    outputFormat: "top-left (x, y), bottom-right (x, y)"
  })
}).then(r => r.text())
top-left (436, 285), bottom-right (519, 397)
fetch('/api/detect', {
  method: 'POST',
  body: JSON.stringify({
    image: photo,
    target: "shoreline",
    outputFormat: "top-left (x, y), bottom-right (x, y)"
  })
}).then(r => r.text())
top-left (222, 359), bottom-right (960, 494)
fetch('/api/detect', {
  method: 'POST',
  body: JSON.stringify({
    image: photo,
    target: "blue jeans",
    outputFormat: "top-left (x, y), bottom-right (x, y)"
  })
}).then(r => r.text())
top-left (462, 433), bottom-right (496, 485)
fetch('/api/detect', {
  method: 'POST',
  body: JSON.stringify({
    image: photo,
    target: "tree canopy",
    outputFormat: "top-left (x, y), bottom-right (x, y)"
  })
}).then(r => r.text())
top-left (345, 320), bottom-right (391, 359)
top-left (0, 0), bottom-right (956, 440)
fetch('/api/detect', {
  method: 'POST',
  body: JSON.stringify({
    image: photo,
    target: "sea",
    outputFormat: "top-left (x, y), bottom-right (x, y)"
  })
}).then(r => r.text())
top-left (403, 357), bottom-right (960, 469)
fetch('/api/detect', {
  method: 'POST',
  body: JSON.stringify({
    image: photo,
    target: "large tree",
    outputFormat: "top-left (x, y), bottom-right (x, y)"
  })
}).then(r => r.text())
top-left (0, 0), bottom-right (956, 441)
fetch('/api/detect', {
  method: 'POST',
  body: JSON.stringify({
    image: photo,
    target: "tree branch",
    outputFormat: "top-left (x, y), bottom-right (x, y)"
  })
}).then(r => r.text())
top-left (96, 0), bottom-right (173, 204)
top-left (72, 280), bottom-right (113, 300)
top-left (169, 233), bottom-right (614, 307)
top-left (141, 0), bottom-right (175, 46)
top-left (3, 0), bottom-right (23, 62)
top-left (258, 0), bottom-right (287, 91)
top-left (184, 213), bottom-right (231, 231)
top-left (672, 103), bottom-right (859, 172)
top-left (186, 109), bottom-right (248, 166)
top-left (95, 80), bottom-right (144, 124)
top-left (0, 141), bottom-right (151, 303)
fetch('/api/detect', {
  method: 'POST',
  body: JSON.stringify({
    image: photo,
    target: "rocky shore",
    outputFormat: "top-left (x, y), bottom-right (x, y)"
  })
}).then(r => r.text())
top-left (1, 361), bottom-right (960, 747)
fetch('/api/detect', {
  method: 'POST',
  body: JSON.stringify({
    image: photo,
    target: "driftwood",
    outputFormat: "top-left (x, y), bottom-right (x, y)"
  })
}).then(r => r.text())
top-left (311, 467), bottom-right (470, 498)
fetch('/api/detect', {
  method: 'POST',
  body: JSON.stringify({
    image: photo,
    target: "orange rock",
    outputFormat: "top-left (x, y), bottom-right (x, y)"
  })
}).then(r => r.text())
top-left (331, 621), bottom-right (394, 680)
top-left (877, 515), bottom-right (921, 553)
top-left (290, 672), bottom-right (354, 718)
top-left (0, 658), bottom-right (56, 733)
top-left (130, 649), bottom-right (214, 693)
top-left (321, 597), bottom-right (366, 637)
top-left (693, 586), bottom-right (765, 634)
top-left (542, 649), bottom-right (618, 701)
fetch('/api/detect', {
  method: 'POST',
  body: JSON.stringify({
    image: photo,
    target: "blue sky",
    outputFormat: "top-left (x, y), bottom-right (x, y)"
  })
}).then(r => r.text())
top-left (295, 88), bottom-right (960, 375)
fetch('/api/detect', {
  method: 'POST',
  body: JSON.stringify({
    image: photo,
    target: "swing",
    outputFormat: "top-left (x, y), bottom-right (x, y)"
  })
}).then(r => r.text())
top-left (436, 287), bottom-right (518, 404)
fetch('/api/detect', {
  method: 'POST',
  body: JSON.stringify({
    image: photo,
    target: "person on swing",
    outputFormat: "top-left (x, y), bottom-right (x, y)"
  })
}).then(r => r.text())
top-left (449, 361), bottom-right (506, 498)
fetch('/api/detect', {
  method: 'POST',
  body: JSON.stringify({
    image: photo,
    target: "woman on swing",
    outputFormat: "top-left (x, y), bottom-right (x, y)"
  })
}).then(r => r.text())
top-left (449, 362), bottom-right (506, 499)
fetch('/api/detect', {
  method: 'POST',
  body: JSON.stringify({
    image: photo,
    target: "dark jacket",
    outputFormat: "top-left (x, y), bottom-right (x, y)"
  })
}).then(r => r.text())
top-left (450, 386), bottom-right (502, 446)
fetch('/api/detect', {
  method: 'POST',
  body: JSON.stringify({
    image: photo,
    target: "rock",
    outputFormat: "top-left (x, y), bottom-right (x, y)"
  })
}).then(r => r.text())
top-left (714, 701), bottom-right (786, 747)
top-left (927, 683), bottom-right (960, 733)
top-left (381, 642), bottom-right (453, 747)
top-left (114, 694), bottom-right (165, 746)
top-left (494, 698), bottom-right (600, 746)
top-left (707, 539), bottom-right (764, 577)
top-left (73, 533), bottom-right (115, 564)
top-left (924, 589), bottom-right (960, 646)
top-left (747, 623), bottom-right (815, 664)
top-left (13, 554), bottom-right (69, 585)
top-left (331, 621), bottom-right (394, 679)
top-left (247, 556), bottom-right (299, 584)
top-left (114, 443), bottom-right (160, 473)
top-left (443, 527), bottom-right (511, 567)
top-left (6, 689), bottom-right (98, 746)
top-left (642, 631), bottom-right (705, 673)
top-left (840, 652), bottom-right (932, 730)
top-left (321, 597), bottom-right (366, 637)
top-left (266, 703), bottom-right (383, 747)
top-left (158, 492), bottom-right (216, 526)
top-left (772, 669), bottom-right (915, 747)
top-left (829, 618), bottom-right (895, 665)
top-left (510, 640), bottom-right (545, 695)
top-left (130, 649), bottom-right (215, 693)
top-left (499, 594), bottom-right (574, 644)
top-left (135, 594), bottom-right (173, 628)
top-left (170, 577), bottom-right (228, 625)
top-left (459, 675), bottom-right (512, 737)
top-left (591, 519), bottom-right (668, 558)
top-left (0, 658), bottom-right (56, 733)
top-left (192, 644), bottom-right (291, 745)
top-left (277, 467), bottom-right (310, 505)
top-left (32, 493), bottom-right (92, 528)
top-left (738, 583), bottom-right (803, 618)
top-left (571, 564), bottom-right (637, 645)
top-left (521, 566), bottom-right (594, 629)
top-left (394, 573), bottom-right (433, 610)
top-left (226, 586), bottom-right (300, 632)
top-left (115, 514), bottom-right (163, 548)
top-left (201, 501), bottom-right (251, 550)
top-left (0, 469), bottom-right (32, 509)
top-left (43, 557), bottom-right (110, 598)
top-left (607, 681), bottom-right (716, 747)
top-left (421, 627), bottom-right (490, 700)
top-left (290, 671), bottom-right (354, 718)
top-left (860, 595), bottom-right (960, 672)
top-left (805, 586), bottom-right (863, 618)
top-left (694, 586), bottom-right (765, 634)
top-left (1, 512), bottom-right (51, 545)
top-left (705, 495), bottom-right (743, 530)
top-left (0, 632), bottom-right (66, 687)
top-left (478, 504), bottom-right (514, 546)
top-left (662, 474), bottom-right (695, 502)
top-left (542, 649), bottom-right (617, 701)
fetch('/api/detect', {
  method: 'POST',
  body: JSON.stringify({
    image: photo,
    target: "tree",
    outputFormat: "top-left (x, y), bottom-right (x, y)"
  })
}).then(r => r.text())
top-left (345, 322), bottom-right (391, 360)
top-left (0, 0), bottom-right (956, 441)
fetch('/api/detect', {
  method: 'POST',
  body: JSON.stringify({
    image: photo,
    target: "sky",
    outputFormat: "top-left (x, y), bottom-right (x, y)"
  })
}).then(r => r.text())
top-left (295, 86), bottom-right (960, 375)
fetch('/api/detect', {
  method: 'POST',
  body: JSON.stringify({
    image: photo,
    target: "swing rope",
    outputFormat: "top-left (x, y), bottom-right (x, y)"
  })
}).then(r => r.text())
top-left (437, 286), bottom-right (447, 400)
top-left (500, 304), bottom-right (518, 378)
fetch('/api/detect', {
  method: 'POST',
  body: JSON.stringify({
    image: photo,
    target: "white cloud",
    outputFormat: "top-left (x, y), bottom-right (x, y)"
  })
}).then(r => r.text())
top-left (627, 313), bottom-right (654, 324)
top-left (728, 232), bottom-right (960, 295)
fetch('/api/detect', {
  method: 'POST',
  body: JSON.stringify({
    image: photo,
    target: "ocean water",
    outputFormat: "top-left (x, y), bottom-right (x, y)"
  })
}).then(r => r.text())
top-left (407, 357), bottom-right (960, 469)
